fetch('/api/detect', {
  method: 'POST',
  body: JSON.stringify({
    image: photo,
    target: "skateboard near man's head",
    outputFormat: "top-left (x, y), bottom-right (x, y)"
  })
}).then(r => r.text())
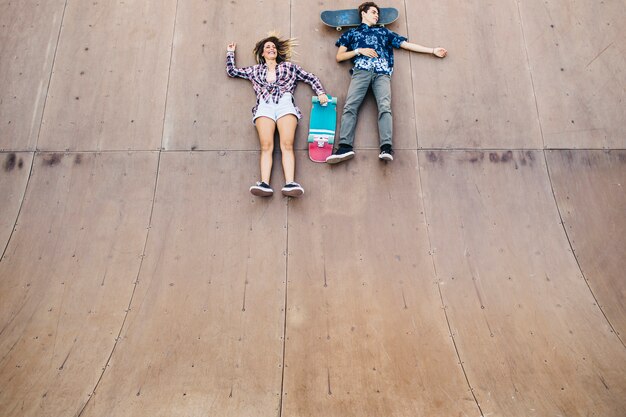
top-left (308, 95), bottom-right (337, 163)
top-left (321, 7), bottom-right (399, 31)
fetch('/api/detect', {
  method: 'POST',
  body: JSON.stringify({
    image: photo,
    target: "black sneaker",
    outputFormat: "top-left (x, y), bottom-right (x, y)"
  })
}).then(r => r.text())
top-left (326, 145), bottom-right (355, 164)
top-left (379, 145), bottom-right (394, 161)
top-left (281, 182), bottom-right (304, 197)
top-left (249, 181), bottom-right (273, 197)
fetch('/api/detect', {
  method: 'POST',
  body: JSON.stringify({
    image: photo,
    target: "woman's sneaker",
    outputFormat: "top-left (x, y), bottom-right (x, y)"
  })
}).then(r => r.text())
top-left (250, 181), bottom-right (273, 197)
top-left (281, 182), bottom-right (304, 197)
top-left (326, 145), bottom-right (355, 164)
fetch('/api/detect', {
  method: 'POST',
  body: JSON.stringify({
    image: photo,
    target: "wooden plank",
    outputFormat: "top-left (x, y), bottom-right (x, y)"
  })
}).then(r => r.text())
top-left (547, 150), bottom-right (626, 340)
top-left (292, 0), bottom-right (417, 151)
top-left (0, 1), bottom-right (65, 150)
top-left (420, 150), bottom-right (626, 416)
top-left (79, 152), bottom-right (287, 417)
top-left (407, 1), bottom-right (542, 149)
top-left (163, 0), bottom-right (290, 150)
top-left (520, 1), bottom-right (626, 148)
top-left (38, 1), bottom-right (176, 151)
top-left (0, 152), bottom-right (32, 252)
top-left (283, 151), bottom-right (476, 416)
top-left (0, 152), bottom-right (157, 417)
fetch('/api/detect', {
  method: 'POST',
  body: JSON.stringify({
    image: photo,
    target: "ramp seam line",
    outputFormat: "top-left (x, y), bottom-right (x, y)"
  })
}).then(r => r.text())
top-left (523, 0), bottom-right (624, 348)
top-left (415, 152), bottom-right (485, 417)
top-left (278, 5), bottom-right (294, 416)
top-left (0, 153), bottom-right (36, 264)
top-left (542, 152), bottom-right (625, 349)
top-left (402, 0), bottom-right (419, 150)
top-left (75, 151), bottom-right (163, 416)
top-left (159, 0), bottom-right (181, 151)
top-left (517, 1), bottom-right (546, 149)
top-left (34, 0), bottom-right (70, 151)
top-left (17, 147), bottom-right (626, 153)
top-left (278, 201), bottom-right (289, 417)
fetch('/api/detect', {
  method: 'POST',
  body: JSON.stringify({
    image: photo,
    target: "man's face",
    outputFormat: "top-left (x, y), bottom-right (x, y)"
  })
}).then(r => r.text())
top-left (361, 7), bottom-right (379, 25)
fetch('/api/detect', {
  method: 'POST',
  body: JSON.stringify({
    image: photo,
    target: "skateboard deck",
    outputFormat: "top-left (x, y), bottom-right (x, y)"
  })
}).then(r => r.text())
top-left (321, 8), bottom-right (399, 31)
top-left (308, 95), bottom-right (337, 163)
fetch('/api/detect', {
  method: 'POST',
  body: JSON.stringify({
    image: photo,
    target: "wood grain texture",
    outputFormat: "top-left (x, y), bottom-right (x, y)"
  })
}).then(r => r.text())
top-left (79, 152), bottom-right (287, 417)
top-left (547, 150), bottom-right (626, 341)
top-left (407, 1), bottom-right (542, 149)
top-left (283, 151), bottom-right (477, 416)
top-left (1, 1), bottom-right (625, 416)
top-left (0, 152), bottom-right (32, 252)
top-left (38, 0), bottom-right (176, 151)
top-left (0, 1), bottom-right (66, 150)
top-left (520, 1), bottom-right (626, 148)
top-left (0, 152), bottom-right (157, 417)
top-left (420, 150), bottom-right (626, 416)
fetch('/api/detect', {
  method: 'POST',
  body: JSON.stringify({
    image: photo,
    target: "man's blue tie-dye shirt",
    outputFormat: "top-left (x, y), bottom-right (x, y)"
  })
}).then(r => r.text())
top-left (336, 23), bottom-right (407, 75)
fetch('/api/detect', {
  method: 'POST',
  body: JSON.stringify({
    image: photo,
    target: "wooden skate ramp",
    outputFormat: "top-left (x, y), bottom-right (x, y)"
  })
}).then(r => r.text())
top-left (419, 150), bottom-right (626, 416)
top-left (78, 152), bottom-right (287, 417)
top-left (1, 0), bottom-right (625, 416)
top-left (0, 1), bottom-right (65, 151)
top-left (37, 1), bottom-right (176, 151)
top-left (519, 1), bottom-right (626, 149)
top-left (547, 150), bottom-right (626, 340)
top-left (283, 152), bottom-right (474, 416)
top-left (0, 152), bottom-right (157, 417)
top-left (0, 153), bottom-right (32, 251)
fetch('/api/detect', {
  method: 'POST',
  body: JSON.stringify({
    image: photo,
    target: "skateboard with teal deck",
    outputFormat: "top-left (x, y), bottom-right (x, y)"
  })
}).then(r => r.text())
top-left (308, 95), bottom-right (337, 163)
top-left (321, 8), bottom-right (399, 31)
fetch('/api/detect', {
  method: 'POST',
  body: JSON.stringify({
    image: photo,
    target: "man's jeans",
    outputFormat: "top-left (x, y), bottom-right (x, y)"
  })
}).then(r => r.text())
top-left (338, 69), bottom-right (392, 148)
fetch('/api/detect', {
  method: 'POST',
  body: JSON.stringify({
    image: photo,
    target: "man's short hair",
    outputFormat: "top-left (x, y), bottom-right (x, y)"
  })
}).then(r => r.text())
top-left (358, 2), bottom-right (379, 17)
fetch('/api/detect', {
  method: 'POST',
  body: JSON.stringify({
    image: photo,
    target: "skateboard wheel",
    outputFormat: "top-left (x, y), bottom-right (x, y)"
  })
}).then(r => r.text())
top-left (330, 97), bottom-right (337, 105)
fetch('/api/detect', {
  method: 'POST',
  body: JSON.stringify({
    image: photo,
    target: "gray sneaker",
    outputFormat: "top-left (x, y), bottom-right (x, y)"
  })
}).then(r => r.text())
top-left (281, 182), bottom-right (304, 197)
top-left (326, 145), bottom-right (355, 164)
top-left (250, 181), bottom-right (273, 197)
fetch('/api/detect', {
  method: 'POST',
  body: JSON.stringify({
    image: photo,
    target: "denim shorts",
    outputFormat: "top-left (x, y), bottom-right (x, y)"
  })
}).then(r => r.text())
top-left (253, 93), bottom-right (298, 123)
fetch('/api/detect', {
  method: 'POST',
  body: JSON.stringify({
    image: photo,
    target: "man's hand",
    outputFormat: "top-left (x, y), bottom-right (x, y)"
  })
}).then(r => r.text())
top-left (433, 47), bottom-right (447, 58)
top-left (227, 42), bottom-right (237, 52)
top-left (358, 48), bottom-right (378, 58)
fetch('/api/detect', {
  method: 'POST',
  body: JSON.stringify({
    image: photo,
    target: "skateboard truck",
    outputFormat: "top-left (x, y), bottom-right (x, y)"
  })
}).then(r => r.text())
top-left (312, 136), bottom-right (330, 147)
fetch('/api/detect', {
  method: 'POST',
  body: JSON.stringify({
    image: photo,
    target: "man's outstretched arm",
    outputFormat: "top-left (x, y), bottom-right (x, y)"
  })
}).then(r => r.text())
top-left (400, 41), bottom-right (447, 58)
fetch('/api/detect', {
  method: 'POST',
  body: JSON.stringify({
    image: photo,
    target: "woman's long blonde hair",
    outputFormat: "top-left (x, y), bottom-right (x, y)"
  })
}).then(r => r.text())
top-left (253, 31), bottom-right (298, 64)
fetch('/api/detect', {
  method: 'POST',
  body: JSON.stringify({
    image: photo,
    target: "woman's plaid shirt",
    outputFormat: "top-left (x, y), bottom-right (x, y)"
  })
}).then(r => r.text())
top-left (227, 51), bottom-right (325, 119)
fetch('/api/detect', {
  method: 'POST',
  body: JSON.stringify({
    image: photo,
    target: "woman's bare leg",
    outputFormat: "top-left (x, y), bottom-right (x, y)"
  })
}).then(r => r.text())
top-left (276, 114), bottom-right (298, 183)
top-left (255, 117), bottom-right (276, 183)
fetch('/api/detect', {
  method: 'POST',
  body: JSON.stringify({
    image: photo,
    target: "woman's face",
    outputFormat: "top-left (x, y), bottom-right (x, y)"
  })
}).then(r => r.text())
top-left (262, 41), bottom-right (277, 60)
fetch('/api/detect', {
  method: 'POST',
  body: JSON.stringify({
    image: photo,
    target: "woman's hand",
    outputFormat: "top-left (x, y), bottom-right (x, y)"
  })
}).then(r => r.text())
top-left (318, 94), bottom-right (329, 106)
top-left (433, 47), bottom-right (447, 58)
top-left (227, 42), bottom-right (237, 52)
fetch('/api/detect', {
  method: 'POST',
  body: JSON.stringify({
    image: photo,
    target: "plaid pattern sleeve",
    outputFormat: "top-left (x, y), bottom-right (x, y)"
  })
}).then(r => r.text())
top-left (226, 51), bottom-right (253, 79)
top-left (293, 64), bottom-right (325, 96)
